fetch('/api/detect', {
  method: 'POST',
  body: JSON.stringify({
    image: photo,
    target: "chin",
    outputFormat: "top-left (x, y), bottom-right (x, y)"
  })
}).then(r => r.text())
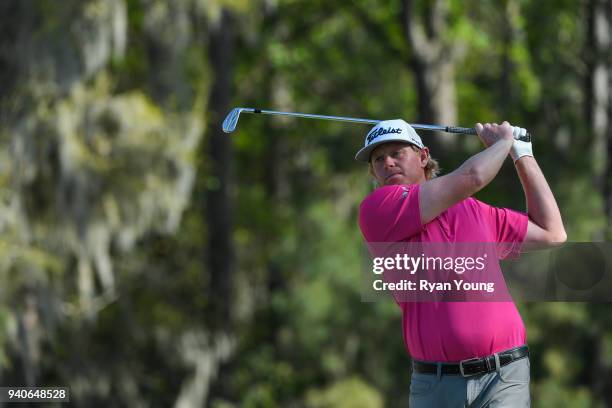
top-left (384, 177), bottom-right (406, 185)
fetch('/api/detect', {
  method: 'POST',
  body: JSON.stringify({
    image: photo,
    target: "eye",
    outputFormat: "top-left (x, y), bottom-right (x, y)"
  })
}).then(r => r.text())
top-left (374, 155), bottom-right (384, 163)
top-left (391, 150), bottom-right (402, 158)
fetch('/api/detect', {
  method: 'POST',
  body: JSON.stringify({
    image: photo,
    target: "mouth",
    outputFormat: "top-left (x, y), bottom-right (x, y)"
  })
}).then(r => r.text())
top-left (385, 173), bottom-right (403, 183)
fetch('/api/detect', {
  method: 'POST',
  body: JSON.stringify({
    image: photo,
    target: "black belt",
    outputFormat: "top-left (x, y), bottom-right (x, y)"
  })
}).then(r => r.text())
top-left (412, 345), bottom-right (529, 377)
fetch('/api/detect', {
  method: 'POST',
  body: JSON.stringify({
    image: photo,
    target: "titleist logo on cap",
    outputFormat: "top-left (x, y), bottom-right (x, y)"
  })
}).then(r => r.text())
top-left (366, 127), bottom-right (403, 144)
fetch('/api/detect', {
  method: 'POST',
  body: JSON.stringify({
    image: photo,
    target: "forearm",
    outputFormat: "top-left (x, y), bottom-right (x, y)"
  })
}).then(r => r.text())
top-left (418, 126), bottom-right (513, 224)
top-left (515, 157), bottom-right (566, 240)
top-left (457, 139), bottom-right (513, 193)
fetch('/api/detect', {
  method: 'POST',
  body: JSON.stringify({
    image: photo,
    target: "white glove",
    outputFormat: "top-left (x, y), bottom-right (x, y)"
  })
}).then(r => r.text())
top-left (510, 126), bottom-right (533, 162)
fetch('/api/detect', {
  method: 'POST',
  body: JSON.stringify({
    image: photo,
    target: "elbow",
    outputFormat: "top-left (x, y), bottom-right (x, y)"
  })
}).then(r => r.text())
top-left (454, 163), bottom-right (488, 195)
top-left (554, 229), bottom-right (567, 244)
top-left (547, 229), bottom-right (567, 246)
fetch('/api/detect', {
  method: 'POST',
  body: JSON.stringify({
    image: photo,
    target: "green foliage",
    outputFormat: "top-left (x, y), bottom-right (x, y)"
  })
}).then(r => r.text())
top-left (1, 0), bottom-right (610, 406)
top-left (0, 307), bottom-right (11, 368)
top-left (306, 377), bottom-right (384, 408)
top-left (535, 381), bottom-right (597, 408)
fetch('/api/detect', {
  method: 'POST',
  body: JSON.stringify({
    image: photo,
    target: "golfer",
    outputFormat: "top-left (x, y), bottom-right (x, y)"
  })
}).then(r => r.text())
top-left (356, 120), bottom-right (566, 407)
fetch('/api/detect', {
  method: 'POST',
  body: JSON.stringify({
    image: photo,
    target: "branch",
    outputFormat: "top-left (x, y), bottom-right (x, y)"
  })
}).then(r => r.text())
top-left (402, 0), bottom-right (441, 63)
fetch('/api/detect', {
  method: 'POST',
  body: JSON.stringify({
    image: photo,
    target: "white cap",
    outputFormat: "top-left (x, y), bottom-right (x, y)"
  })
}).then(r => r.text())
top-left (355, 119), bottom-right (425, 162)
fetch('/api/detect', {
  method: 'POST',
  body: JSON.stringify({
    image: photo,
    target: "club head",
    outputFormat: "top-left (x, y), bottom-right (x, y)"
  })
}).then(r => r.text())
top-left (222, 108), bottom-right (243, 133)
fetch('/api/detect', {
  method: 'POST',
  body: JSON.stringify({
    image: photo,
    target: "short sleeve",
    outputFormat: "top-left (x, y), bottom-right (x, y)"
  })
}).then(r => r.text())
top-left (358, 184), bottom-right (423, 242)
top-left (476, 200), bottom-right (528, 259)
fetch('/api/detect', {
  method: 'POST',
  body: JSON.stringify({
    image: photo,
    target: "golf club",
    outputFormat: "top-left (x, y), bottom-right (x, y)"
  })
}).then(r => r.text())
top-left (222, 107), bottom-right (531, 142)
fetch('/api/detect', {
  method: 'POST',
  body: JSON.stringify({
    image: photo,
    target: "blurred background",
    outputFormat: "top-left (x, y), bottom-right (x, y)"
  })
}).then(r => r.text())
top-left (1, 0), bottom-right (611, 406)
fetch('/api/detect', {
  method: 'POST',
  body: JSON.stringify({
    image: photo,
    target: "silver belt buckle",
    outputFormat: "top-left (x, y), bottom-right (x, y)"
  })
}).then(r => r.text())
top-left (459, 357), bottom-right (481, 377)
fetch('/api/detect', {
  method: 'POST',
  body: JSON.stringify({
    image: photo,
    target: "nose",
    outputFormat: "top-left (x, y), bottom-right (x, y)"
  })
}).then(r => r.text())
top-left (383, 155), bottom-right (396, 168)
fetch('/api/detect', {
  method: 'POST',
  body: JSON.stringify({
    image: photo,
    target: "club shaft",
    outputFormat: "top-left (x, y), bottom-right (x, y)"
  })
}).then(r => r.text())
top-left (243, 109), bottom-right (456, 134)
top-left (248, 109), bottom-right (475, 134)
top-left (249, 109), bottom-right (378, 125)
top-left (231, 108), bottom-right (530, 141)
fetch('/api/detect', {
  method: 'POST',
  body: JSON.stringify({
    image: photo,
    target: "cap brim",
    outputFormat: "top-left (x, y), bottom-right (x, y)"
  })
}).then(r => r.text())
top-left (355, 139), bottom-right (420, 162)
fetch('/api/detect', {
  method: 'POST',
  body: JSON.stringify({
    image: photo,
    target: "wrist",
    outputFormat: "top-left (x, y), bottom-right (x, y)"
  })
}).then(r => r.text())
top-left (513, 154), bottom-right (534, 164)
top-left (510, 141), bottom-right (533, 162)
top-left (510, 127), bottom-right (533, 162)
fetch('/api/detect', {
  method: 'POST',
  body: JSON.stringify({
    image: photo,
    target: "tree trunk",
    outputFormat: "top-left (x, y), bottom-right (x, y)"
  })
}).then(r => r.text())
top-left (603, 0), bottom-right (612, 241)
top-left (585, 0), bottom-right (612, 240)
top-left (205, 8), bottom-right (235, 332)
top-left (402, 0), bottom-right (464, 151)
top-left (585, 0), bottom-right (612, 404)
top-left (261, 73), bottom-right (292, 348)
top-left (197, 8), bottom-right (237, 406)
top-left (500, 0), bottom-right (521, 118)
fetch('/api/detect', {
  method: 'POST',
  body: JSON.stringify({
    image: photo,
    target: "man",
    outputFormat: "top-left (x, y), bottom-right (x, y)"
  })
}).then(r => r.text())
top-left (356, 119), bottom-right (566, 407)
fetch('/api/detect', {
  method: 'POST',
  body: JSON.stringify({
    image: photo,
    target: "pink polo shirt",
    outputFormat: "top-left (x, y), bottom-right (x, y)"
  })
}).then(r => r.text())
top-left (359, 184), bottom-right (529, 362)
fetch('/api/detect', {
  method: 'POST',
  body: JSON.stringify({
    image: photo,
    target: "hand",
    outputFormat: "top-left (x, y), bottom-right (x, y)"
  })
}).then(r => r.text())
top-left (475, 122), bottom-right (514, 148)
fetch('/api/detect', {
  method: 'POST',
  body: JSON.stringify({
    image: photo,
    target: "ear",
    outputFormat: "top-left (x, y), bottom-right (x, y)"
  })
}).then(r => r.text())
top-left (420, 147), bottom-right (429, 167)
top-left (368, 162), bottom-right (383, 187)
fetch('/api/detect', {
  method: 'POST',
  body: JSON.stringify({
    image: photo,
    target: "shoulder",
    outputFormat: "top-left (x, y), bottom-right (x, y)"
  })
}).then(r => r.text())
top-left (359, 184), bottom-right (418, 211)
top-left (359, 184), bottom-right (422, 242)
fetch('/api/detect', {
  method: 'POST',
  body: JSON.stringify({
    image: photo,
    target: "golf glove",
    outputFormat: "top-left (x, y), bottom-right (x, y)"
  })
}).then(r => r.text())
top-left (510, 126), bottom-right (533, 162)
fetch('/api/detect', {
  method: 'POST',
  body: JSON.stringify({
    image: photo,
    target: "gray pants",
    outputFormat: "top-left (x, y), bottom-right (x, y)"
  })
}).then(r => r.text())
top-left (409, 357), bottom-right (530, 407)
